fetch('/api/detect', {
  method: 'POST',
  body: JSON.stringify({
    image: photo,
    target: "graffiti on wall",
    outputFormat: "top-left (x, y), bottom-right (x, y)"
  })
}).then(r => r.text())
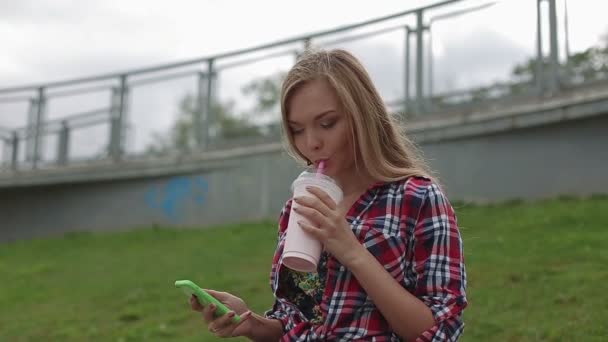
top-left (145, 176), bottom-right (209, 221)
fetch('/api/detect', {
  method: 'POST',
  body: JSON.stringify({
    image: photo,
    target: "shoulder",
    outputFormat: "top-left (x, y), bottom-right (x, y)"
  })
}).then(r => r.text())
top-left (377, 176), bottom-right (451, 217)
top-left (378, 176), bottom-right (441, 201)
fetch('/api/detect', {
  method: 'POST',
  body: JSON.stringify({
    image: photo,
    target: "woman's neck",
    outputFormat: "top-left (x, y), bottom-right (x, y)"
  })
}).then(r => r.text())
top-left (335, 169), bottom-right (376, 198)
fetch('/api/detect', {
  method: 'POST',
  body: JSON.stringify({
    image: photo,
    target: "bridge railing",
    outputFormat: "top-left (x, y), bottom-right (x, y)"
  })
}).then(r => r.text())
top-left (1, 0), bottom-right (605, 173)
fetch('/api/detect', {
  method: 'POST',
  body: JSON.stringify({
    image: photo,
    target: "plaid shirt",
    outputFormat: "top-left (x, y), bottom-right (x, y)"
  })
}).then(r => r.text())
top-left (265, 177), bottom-right (467, 341)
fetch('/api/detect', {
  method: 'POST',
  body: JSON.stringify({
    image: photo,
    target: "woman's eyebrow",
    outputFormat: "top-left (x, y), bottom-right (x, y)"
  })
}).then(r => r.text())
top-left (288, 110), bottom-right (336, 125)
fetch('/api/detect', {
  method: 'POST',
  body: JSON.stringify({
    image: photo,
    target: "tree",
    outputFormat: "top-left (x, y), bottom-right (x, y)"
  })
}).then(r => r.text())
top-left (145, 94), bottom-right (262, 156)
top-left (241, 72), bottom-right (285, 119)
top-left (567, 46), bottom-right (608, 82)
top-left (510, 30), bottom-right (608, 88)
top-left (146, 71), bottom-right (286, 156)
top-left (240, 72), bottom-right (285, 137)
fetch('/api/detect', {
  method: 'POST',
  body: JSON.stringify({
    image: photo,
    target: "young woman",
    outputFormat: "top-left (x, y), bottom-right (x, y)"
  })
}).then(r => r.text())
top-left (190, 48), bottom-right (467, 341)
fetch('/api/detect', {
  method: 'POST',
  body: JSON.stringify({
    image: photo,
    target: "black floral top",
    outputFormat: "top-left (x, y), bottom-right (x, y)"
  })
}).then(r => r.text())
top-left (277, 251), bottom-right (329, 324)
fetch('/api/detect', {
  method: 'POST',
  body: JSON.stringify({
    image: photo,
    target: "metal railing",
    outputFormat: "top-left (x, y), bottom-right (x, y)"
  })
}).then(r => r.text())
top-left (1, 0), bottom-right (605, 173)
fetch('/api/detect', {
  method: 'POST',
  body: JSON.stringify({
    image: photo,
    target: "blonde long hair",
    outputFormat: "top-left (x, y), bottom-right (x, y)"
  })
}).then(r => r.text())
top-left (280, 48), bottom-right (436, 183)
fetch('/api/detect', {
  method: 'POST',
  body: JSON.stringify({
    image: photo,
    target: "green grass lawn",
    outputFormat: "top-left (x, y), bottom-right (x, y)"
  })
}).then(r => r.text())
top-left (1, 196), bottom-right (607, 341)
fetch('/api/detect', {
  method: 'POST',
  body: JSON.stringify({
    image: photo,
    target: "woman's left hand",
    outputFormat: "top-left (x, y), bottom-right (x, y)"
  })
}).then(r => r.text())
top-left (293, 186), bottom-right (365, 266)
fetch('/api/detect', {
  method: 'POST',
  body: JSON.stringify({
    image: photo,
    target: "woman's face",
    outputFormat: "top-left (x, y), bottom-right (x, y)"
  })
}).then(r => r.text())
top-left (286, 78), bottom-right (355, 180)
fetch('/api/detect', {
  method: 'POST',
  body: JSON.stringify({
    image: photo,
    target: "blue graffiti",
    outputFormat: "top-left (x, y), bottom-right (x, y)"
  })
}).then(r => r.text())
top-left (145, 176), bottom-right (209, 221)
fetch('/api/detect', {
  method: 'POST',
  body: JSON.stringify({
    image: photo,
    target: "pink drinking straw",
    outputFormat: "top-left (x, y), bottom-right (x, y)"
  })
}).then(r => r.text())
top-left (316, 160), bottom-right (326, 178)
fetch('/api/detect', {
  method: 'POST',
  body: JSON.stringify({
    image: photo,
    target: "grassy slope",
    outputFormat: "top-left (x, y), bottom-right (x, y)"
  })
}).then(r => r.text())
top-left (1, 197), bottom-right (606, 341)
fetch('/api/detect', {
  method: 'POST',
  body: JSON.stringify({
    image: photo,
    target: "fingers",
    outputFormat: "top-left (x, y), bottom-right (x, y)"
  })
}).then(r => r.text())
top-left (238, 310), bottom-right (253, 322)
top-left (203, 289), bottom-right (225, 299)
top-left (305, 186), bottom-right (337, 210)
top-left (190, 295), bottom-right (204, 312)
top-left (202, 302), bottom-right (217, 322)
top-left (188, 290), bottom-right (253, 338)
top-left (209, 310), bottom-right (254, 338)
top-left (189, 290), bottom-right (224, 320)
top-left (293, 204), bottom-right (330, 228)
top-left (208, 310), bottom-right (237, 334)
top-left (198, 297), bottom-right (240, 337)
top-left (189, 291), bottom-right (253, 338)
top-left (298, 220), bottom-right (324, 239)
top-left (294, 195), bottom-right (330, 217)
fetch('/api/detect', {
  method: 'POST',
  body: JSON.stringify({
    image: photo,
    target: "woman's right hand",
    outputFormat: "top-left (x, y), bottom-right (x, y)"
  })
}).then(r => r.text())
top-left (190, 289), bottom-right (254, 338)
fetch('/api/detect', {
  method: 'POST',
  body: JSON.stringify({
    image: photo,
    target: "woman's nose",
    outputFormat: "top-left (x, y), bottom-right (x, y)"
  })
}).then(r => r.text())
top-left (305, 131), bottom-right (322, 151)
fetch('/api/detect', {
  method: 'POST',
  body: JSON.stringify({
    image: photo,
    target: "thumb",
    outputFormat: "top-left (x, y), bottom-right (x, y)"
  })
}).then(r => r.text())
top-left (203, 289), bottom-right (226, 300)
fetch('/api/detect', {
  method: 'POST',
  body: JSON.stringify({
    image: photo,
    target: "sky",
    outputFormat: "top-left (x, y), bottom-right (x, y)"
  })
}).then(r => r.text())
top-left (1, 0), bottom-right (607, 160)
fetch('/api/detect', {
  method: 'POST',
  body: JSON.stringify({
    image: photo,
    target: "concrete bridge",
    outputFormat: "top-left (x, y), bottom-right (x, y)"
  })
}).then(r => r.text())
top-left (2, 82), bottom-right (607, 242)
top-left (2, 0), bottom-right (607, 241)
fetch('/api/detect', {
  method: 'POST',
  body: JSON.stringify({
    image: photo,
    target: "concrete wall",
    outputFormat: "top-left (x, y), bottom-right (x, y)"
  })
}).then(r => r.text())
top-left (0, 151), bottom-right (303, 242)
top-left (2, 111), bottom-right (608, 242)
top-left (424, 114), bottom-right (608, 201)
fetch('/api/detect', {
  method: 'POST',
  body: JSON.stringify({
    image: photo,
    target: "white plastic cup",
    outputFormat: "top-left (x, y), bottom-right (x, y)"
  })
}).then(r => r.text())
top-left (282, 170), bottom-right (343, 273)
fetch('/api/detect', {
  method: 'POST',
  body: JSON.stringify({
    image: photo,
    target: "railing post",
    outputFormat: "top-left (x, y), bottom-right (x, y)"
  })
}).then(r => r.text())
top-left (423, 23), bottom-right (434, 113)
top-left (109, 87), bottom-right (120, 158)
top-left (294, 38), bottom-right (312, 61)
top-left (0, 138), bottom-right (4, 168)
top-left (118, 75), bottom-right (129, 157)
top-left (404, 26), bottom-right (412, 115)
top-left (563, 0), bottom-right (571, 83)
top-left (109, 75), bottom-right (129, 160)
top-left (536, 0), bottom-right (560, 95)
top-left (196, 71), bottom-right (209, 150)
top-left (303, 38), bottom-right (312, 51)
top-left (11, 131), bottom-right (19, 171)
top-left (547, 0), bottom-right (560, 93)
top-left (415, 10), bottom-right (425, 115)
top-left (536, 0), bottom-right (544, 94)
top-left (428, 24), bottom-right (434, 103)
top-left (25, 98), bottom-right (37, 163)
top-left (205, 59), bottom-right (215, 145)
top-left (32, 87), bottom-right (46, 169)
top-left (57, 120), bottom-right (70, 165)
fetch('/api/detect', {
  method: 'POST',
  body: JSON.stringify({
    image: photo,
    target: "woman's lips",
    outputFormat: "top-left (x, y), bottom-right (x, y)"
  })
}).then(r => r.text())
top-left (315, 158), bottom-right (329, 169)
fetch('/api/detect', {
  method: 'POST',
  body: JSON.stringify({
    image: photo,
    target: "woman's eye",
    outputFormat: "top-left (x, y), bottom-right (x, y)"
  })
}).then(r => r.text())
top-left (291, 127), bottom-right (303, 135)
top-left (320, 121), bottom-right (336, 129)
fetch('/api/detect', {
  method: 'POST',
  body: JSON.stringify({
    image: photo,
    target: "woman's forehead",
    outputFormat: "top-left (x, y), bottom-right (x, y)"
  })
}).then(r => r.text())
top-left (288, 79), bottom-right (340, 120)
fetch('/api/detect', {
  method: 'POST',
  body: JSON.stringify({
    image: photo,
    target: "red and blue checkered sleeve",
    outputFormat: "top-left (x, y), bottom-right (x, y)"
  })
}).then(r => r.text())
top-left (412, 183), bottom-right (468, 342)
top-left (263, 299), bottom-right (310, 337)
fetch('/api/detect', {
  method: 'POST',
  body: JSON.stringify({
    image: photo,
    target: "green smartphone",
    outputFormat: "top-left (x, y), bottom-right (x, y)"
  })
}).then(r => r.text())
top-left (175, 280), bottom-right (241, 323)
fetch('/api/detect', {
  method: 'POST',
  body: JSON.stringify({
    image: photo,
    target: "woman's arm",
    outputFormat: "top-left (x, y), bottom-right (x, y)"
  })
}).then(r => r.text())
top-left (244, 314), bottom-right (284, 342)
top-left (249, 199), bottom-right (312, 341)
top-left (296, 182), bottom-right (466, 341)
top-left (346, 248), bottom-right (435, 340)
top-left (346, 182), bottom-right (467, 341)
